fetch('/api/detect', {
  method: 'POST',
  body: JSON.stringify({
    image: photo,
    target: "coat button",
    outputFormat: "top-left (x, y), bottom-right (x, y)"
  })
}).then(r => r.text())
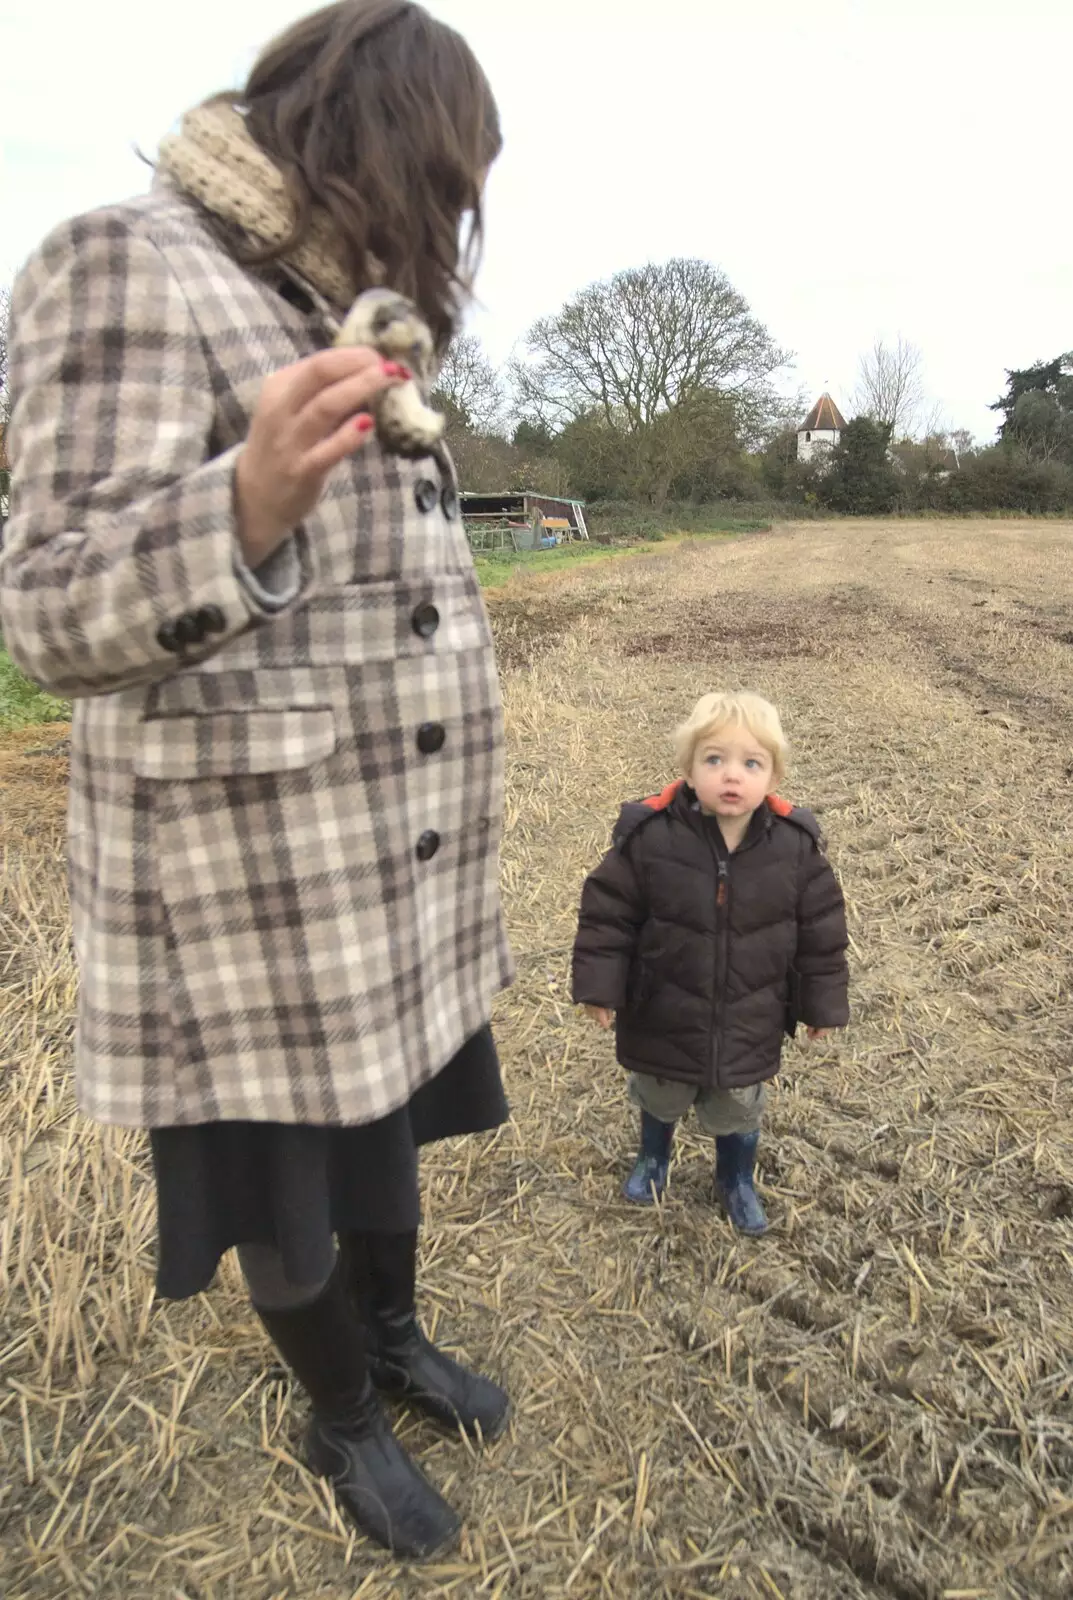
top-left (414, 478), bottom-right (439, 514)
top-left (440, 486), bottom-right (459, 520)
top-left (411, 602), bottom-right (440, 639)
top-left (156, 620), bottom-right (181, 653)
top-left (417, 722), bottom-right (446, 755)
top-left (415, 830), bottom-right (440, 862)
top-left (196, 604), bottom-right (226, 635)
top-left (173, 612), bottom-right (205, 647)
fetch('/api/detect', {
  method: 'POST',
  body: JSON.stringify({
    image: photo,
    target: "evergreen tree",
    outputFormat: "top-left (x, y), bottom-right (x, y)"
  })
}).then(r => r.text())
top-left (821, 418), bottom-right (899, 514)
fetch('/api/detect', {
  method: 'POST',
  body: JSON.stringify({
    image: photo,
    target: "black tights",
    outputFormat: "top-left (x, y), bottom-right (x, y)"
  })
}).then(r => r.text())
top-left (237, 1242), bottom-right (334, 1309)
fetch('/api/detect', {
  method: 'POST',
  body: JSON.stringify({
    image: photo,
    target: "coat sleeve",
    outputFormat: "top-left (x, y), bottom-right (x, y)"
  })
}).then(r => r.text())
top-left (571, 841), bottom-right (647, 1011)
top-left (795, 840), bottom-right (850, 1029)
top-left (0, 212), bottom-right (314, 699)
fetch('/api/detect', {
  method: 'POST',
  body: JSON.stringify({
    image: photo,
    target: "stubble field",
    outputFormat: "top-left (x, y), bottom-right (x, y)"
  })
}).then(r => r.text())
top-left (2, 517), bottom-right (1073, 1598)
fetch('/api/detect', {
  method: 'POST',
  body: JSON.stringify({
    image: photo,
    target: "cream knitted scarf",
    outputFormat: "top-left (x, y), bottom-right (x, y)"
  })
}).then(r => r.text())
top-left (157, 101), bottom-right (358, 309)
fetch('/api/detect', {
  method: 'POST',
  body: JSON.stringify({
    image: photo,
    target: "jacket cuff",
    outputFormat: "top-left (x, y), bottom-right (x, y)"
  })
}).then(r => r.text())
top-left (233, 531), bottom-right (305, 613)
top-left (800, 999), bottom-right (850, 1029)
top-left (149, 452), bottom-right (312, 665)
top-left (571, 968), bottom-right (628, 1011)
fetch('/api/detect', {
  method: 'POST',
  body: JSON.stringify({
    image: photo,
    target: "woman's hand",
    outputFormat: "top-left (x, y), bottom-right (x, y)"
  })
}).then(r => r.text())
top-left (234, 347), bottom-right (409, 567)
top-left (584, 1006), bottom-right (615, 1030)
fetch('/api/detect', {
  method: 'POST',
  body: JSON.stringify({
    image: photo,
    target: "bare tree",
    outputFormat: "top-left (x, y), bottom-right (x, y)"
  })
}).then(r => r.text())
top-left (919, 399), bottom-right (948, 442)
top-left (852, 335), bottom-right (926, 442)
top-left (511, 258), bottom-right (790, 435)
top-left (430, 332), bottom-right (505, 436)
top-left (949, 428), bottom-right (975, 466)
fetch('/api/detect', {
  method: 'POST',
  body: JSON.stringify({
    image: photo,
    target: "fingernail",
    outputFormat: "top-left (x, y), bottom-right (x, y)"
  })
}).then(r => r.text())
top-left (355, 414), bottom-right (375, 434)
top-left (382, 360), bottom-right (412, 380)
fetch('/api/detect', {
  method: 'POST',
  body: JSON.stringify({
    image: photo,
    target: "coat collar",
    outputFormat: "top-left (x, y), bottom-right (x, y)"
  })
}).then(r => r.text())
top-left (645, 778), bottom-right (790, 826)
top-left (613, 779), bottom-right (820, 852)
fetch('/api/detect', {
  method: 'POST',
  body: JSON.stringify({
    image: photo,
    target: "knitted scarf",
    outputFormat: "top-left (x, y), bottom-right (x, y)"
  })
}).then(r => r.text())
top-left (156, 101), bottom-right (358, 310)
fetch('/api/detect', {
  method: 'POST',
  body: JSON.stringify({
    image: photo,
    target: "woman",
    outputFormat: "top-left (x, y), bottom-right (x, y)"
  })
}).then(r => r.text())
top-left (1, 0), bottom-right (514, 1561)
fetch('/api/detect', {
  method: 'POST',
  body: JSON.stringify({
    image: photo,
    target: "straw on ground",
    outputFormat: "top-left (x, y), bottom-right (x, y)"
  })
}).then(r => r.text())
top-left (2, 517), bottom-right (1073, 1598)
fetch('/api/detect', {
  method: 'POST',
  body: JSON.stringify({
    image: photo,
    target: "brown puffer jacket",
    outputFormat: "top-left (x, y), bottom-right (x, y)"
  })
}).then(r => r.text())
top-left (571, 782), bottom-right (850, 1090)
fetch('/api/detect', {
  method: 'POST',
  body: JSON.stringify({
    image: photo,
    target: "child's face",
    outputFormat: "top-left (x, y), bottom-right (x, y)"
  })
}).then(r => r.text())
top-left (690, 726), bottom-right (775, 819)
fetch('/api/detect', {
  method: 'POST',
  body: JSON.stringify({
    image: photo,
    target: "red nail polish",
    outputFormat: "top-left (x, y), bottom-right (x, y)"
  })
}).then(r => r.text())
top-left (382, 360), bottom-right (412, 380)
top-left (355, 414), bottom-right (375, 434)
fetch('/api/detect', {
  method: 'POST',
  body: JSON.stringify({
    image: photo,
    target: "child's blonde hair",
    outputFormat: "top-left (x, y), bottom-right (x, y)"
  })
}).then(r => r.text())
top-left (674, 691), bottom-right (788, 787)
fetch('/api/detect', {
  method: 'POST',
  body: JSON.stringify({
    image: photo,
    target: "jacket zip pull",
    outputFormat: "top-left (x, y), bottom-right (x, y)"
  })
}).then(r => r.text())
top-left (717, 859), bottom-right (729, 907)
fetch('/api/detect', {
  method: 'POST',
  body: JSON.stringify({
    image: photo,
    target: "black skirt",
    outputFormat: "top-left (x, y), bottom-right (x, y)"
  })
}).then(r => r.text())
top-left (149, 1025), bottom-right (508, 1300)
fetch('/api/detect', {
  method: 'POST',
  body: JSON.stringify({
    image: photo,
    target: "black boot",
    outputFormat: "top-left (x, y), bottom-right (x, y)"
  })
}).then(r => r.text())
top-left (252, 1262), bottom-right (460, 1560)
top-left (342, 1230), bottom-right (511, 1441)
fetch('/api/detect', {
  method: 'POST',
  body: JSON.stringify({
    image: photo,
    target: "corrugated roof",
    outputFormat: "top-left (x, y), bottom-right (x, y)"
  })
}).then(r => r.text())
top-left (800, 394), bottom-right (847, 433)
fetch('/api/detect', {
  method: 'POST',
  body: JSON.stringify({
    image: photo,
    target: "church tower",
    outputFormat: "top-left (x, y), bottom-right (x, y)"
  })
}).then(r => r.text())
top-left (797, 393), bottom-right (847, 462)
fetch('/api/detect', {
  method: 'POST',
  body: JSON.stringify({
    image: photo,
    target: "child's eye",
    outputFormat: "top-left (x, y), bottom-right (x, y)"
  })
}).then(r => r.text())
top-left (706, 754), bottom-right (722, 765)
top-left (746, 759), bottom-right (761, 770)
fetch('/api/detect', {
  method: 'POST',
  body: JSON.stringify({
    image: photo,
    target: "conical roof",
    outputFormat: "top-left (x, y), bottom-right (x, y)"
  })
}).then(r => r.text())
top-left (800, 393), bottom-right (847, 432)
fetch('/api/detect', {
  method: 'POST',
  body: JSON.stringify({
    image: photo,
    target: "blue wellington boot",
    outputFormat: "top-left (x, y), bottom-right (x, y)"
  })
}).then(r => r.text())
top-left (622, 1111), bottom-right (674, 1204)
top-left (714, 1132), bottom-right (768, 1236)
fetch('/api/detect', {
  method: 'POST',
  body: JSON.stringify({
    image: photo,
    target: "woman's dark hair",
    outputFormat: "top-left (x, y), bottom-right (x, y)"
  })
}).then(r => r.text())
top-left (230, 1), bottom-right (501, 349)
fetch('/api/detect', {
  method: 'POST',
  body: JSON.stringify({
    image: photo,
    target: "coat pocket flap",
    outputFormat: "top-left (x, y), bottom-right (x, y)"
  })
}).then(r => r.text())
top-left (133, 708), bottom-right (337, 780)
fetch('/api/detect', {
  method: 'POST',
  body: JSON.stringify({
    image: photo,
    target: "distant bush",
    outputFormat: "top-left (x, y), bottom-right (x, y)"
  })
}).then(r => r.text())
top-left (759, 426), bottom-right (1073, 519)
top-left (583, 499), bottom-right (805, 539)
top-left (925, 447), bottom-right (1073, 515)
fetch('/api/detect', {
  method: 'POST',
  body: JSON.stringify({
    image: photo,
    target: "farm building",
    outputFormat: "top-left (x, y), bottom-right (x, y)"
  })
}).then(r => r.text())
top-left (460, 491), bottom-right (590, 552)
top-left (797, 392), bottom-right (847, 462)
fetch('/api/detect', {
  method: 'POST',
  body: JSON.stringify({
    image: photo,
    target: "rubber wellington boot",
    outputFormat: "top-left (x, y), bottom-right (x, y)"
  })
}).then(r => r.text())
top-left (714, 1131), bottom-right (768, 1236)
top-left (622, 1110), bottom-right (674, 1204)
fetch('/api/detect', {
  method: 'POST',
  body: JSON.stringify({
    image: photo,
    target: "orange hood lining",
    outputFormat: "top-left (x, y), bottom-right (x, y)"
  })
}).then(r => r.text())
top-left (641, 780), bottom-right (793, 818)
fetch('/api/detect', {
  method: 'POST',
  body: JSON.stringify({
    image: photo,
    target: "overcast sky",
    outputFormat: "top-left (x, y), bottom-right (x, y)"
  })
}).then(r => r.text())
top-left (3, 0), bottom-right (1070, 441)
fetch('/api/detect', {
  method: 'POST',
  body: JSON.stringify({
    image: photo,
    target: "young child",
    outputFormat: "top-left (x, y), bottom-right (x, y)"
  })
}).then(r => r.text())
top-left (571, 691), bottom-right (849, 1234)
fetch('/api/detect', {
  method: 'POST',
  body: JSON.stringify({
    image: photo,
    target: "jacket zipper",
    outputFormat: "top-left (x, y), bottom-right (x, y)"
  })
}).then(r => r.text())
top-left (706, 839), bottom-right (731, 1090)
top-left (713, 864), bottom-right (729, 1088)
top-left (707, 818), bottom-right (768, 1088)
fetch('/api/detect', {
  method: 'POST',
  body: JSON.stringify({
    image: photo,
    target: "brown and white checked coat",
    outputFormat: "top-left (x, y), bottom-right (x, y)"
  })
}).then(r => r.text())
top-left (0, 182), bottom-right (514, 1129)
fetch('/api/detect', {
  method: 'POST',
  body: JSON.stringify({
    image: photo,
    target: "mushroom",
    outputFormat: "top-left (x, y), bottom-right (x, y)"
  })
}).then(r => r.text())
top-left (334, 288), bottom-right (446, 458)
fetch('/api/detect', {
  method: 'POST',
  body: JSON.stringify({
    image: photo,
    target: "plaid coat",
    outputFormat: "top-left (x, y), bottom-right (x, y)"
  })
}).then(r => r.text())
top-left (0, 182), bottom-right (514, 1129)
